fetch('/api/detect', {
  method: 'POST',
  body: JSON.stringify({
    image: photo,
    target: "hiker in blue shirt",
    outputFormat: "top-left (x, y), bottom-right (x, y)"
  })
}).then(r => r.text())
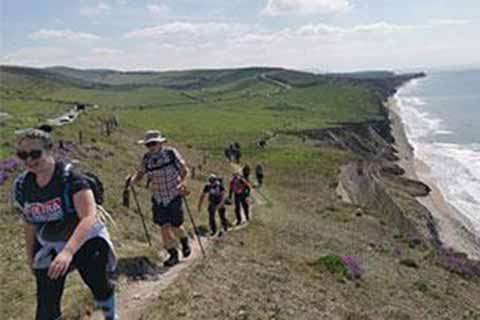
top-left (12, 129), bottom-right (118, 320)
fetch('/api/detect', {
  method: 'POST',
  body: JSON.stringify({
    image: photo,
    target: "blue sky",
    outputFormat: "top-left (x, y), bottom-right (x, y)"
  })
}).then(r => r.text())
top-left (1, 0), bottom-right (479, 71)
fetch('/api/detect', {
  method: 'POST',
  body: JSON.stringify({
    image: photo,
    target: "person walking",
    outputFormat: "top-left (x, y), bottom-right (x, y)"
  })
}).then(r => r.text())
top-left (198, 174), bottom-right (229, 236)
top-left (228, 173), bottom-right (251, 225)
top-left (242, 164), bottom-right (251, 182)
top-left (126, 130), bottom-right (191, 267)
top-left (13, 129), bottom-right (118, 320)
top-left (255, 164), bottom-right (264, 187)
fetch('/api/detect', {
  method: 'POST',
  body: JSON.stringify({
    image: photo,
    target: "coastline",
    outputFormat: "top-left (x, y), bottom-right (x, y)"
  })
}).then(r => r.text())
top-left (387, 96), bottom-right (480, 259)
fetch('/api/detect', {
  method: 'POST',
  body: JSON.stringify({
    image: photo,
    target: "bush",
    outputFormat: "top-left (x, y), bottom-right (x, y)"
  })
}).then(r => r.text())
top-left (313, 255), bottom-right (364, 280)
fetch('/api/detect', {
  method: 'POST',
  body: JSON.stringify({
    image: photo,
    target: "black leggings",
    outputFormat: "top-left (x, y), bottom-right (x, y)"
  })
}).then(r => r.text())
top-left (234, 194), bottom-right (249, 223)
top-left (208, 203), bottom-right (228, 234)
top-left (34, 237), bottom-right (114, 320)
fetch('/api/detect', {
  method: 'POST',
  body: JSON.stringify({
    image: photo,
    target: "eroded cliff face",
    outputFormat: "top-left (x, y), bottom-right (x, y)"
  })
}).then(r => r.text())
top-left (288, 119), bottom-right (440, 248)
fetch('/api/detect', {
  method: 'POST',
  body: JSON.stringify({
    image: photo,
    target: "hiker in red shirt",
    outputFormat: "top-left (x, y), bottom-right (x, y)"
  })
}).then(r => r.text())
top-left (228, 173), bottom-right (251, 225)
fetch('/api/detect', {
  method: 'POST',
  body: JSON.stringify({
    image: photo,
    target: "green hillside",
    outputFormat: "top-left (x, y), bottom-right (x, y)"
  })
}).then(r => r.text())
top-left (1, 65), bottom-right (478, 320)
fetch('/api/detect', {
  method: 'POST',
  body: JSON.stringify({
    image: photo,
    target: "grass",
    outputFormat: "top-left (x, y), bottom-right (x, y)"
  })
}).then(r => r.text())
top-left (1, 65), bottom-right (480, 319)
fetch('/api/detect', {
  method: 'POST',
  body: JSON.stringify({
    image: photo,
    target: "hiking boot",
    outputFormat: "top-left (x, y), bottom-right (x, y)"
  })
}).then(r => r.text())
top-left (235, 220), bottom-right (242, 226)
top-left (180, 237), bottom-right (191, 258)
top-left (164, 248), bottom-right (179, 267)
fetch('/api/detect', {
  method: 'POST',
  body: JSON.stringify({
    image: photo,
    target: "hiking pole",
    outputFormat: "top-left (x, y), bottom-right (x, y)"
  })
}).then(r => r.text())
top-left (130, 185), bottom-right (152, 246)
top-left (182, 195), bottom-right (206, 258)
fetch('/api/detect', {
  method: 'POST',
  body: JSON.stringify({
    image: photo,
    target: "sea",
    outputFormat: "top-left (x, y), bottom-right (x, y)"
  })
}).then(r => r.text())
top-left (395, 69), bottom-right (480, 235)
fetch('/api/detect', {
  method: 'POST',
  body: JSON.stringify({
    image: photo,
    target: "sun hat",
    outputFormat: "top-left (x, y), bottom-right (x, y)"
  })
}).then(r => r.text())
top-left (137, 130), bottom-right (167, 145)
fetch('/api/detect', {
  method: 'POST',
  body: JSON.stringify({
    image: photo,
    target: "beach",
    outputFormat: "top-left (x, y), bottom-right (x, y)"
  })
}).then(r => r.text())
top-left (387, 97), bottom-right (480, 259)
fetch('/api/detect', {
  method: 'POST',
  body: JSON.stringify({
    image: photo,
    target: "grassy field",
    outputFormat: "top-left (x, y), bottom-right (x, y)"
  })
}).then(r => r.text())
top-left (1, 66), bottom-right (479, 319)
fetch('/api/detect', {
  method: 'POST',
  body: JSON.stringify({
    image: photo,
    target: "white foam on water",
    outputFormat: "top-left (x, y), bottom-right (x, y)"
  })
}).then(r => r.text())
top-left (395, 91), bottom-right (480, 234)
top-left (419, 142), bottom-right (480, 233)
top-left (396, 96), bottom-right (446, 141)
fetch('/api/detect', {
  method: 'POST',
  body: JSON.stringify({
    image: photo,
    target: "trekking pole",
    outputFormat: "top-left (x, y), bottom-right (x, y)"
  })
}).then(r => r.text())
top-left (130, 185), bottom-right (152, 246)
top-left (182, 195), bottom-right (206, 258)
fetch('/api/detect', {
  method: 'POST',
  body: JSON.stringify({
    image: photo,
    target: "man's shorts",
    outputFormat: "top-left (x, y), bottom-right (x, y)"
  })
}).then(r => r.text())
top-left (152, 196), bottom-right (184, 227)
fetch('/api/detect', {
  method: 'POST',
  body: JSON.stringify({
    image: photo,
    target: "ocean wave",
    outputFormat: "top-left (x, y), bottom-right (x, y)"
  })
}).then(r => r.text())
top-left (395, 90), bottom-right (480, 235)
top-left (417, 142), bottom-right (480, 233)
top-left (396, 95), bottom-right (447, 141)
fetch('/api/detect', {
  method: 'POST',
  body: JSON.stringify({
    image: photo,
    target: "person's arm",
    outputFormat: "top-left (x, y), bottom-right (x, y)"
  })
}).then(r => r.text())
top-left (128, 170), bottom-right (145, 186)
top-left (228, 180), bottom-right (234, 199)
top-left (173, 149), bottom-right (189, 194)
top-left (219, 189), bottom-right (226, 207)
top-left (126, 156), bottom-right (147, 186)
top-left (48, 189), bottom-right (98, 280)
top-left (23, 223), bottom-right (35, 272)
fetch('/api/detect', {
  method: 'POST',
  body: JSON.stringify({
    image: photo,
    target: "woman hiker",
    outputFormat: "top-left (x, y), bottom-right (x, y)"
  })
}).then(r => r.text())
top-left (198, 174), bottom-right (229, 237)
top-left (13, 129), bottom-right (118, 320)
top-left (126, 130), bottom-right (191, 267)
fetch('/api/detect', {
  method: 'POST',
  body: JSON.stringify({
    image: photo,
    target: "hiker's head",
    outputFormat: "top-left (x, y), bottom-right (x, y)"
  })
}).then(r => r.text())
top-left (208, 174), bottom-right (217, 184)
top-left (16, 128), bottom-right (54, 172)
top-left (138, 130), bottom-right (166, 152)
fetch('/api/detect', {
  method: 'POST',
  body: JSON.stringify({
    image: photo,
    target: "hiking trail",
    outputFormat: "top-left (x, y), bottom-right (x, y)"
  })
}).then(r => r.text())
top-left (89, 162), bottom-right (267, 319)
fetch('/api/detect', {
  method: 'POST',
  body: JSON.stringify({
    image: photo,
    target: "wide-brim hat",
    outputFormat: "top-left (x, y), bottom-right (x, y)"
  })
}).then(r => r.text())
top-left (137, 130), bottom-right (167, 145)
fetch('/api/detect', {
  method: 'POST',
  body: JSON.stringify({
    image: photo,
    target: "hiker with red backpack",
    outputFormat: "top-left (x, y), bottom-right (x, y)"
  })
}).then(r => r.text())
top-left (198, 174), bottom-right (229, 237)
top-left (126, 130), bottom-right (191, 267)
top-left (228, 172), bottom-right (252, 225)
top-left (12, 129), bottom-right (118, 320)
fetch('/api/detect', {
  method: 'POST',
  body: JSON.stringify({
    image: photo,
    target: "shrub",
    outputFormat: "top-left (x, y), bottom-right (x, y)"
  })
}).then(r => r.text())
top-left (313, 255), bottom-right (364, 280)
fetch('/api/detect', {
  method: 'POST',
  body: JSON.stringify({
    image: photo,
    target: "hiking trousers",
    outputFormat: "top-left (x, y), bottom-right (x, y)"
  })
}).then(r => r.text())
top-left (234, 193), bottom-right (249, 223)
top-left (34, 237), bottom-right (115, 320)
top-left (256, 174), bottom-right (263, 186)
top-left (208, 203), bottom-right (228, 234)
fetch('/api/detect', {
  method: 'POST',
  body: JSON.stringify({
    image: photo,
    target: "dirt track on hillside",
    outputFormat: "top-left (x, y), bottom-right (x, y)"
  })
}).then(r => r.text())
top-left (89, 162), bottom-right (265, 319)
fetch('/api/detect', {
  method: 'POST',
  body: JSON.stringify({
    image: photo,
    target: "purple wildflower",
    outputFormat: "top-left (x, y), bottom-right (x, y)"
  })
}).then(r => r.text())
top-left (438, 249), bottom-right (480, 277)
top-left (341, 256), bottom-right (364, 279)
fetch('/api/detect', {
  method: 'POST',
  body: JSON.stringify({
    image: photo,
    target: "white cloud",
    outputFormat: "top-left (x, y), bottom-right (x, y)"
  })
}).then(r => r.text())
top-left (91, 47), bottom-right (122, 56)
top-left (1, 47), bottom-right (72, 66)
top-left (4, 17), bottom-right (479, 71)
top-left (147, 3), bottom-right (169, 16)
top-left (124, 22), bottom-right (244, 39)
top-left (428, 18), bottom-right (471, 26)
top-left (80, 2), bottom-right (111, 17)
top-left (229, 33), bottom-right (280, 45)
top-left (294, 21), bottom-right (422, 41)
top-left (262, 0), bottom-right (353, 15)
top-left (29, 29), bottom-right (101, 41)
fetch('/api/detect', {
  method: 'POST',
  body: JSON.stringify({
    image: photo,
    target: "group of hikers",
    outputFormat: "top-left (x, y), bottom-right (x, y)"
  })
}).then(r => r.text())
top-left (12, 128), bottom-right (265, 320)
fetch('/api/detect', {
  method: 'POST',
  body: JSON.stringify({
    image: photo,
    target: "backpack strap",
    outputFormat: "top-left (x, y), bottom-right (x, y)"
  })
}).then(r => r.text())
top-left (61, 163), bottom-right (76, 215)
top-left (145, 148), bottom-right (180, 173)
top-left (166, 148), bottom-right (179, 172)
top-left (13, 171), bottom-right (30, 208)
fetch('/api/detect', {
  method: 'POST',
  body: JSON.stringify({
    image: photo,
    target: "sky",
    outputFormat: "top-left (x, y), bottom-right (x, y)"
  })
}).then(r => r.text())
top-left (1, 0), bottom-right (479, 72)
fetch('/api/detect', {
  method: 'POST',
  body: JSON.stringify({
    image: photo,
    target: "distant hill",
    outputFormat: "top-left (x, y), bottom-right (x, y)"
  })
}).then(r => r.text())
top-left (45, 66), bottom-right (284, 89)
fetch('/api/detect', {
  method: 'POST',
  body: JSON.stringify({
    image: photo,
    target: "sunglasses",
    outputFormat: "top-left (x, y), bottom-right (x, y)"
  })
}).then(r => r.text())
top-left (16, 149), bottom-right (44, 161)
top-left (145, 141), bottom-right (159, 148)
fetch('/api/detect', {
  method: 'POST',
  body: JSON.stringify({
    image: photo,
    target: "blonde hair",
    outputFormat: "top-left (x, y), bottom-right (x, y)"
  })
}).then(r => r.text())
top-left (17, 129), bottom-right (54, 150)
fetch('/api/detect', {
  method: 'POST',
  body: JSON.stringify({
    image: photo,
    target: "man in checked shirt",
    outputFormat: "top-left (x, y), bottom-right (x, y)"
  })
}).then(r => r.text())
top-left (126, 130), bottom-right (191, 267)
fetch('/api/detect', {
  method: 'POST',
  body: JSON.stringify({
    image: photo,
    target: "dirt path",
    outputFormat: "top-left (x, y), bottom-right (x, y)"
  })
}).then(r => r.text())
top-left (89, 162), bottom-right (266, 319)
